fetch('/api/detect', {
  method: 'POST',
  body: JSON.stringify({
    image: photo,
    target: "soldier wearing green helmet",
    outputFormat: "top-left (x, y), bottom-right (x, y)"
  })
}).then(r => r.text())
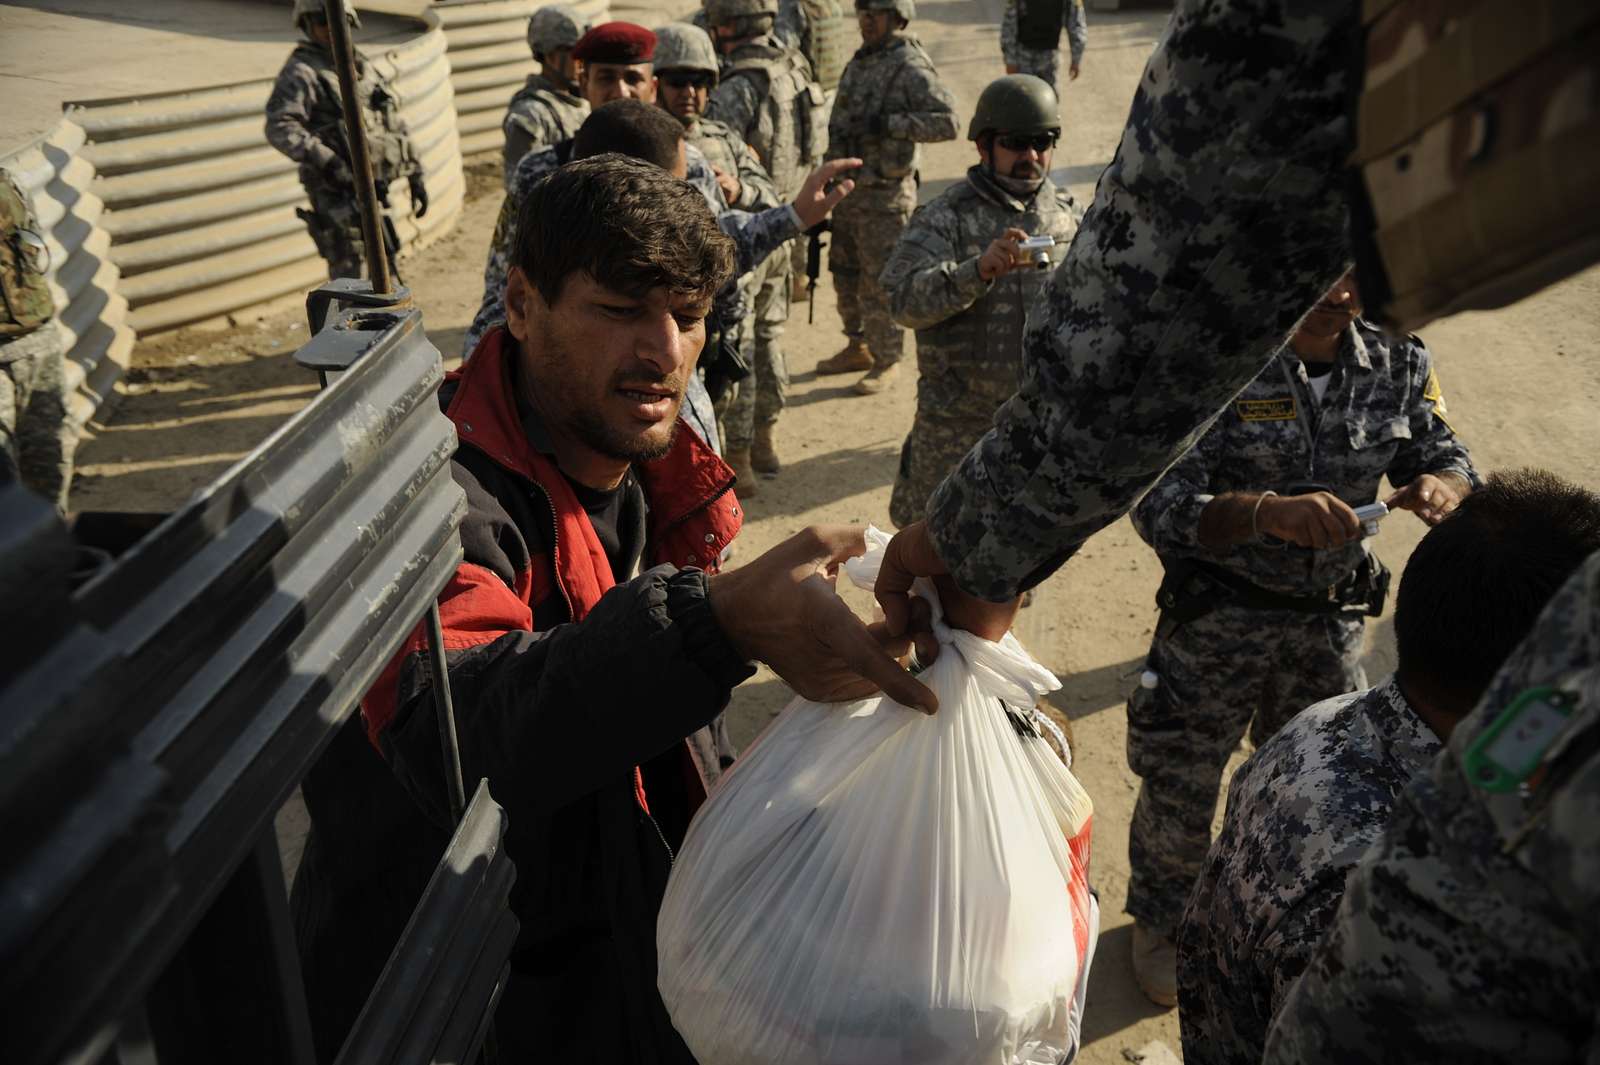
top-left (501, 4), bottom-right (592, 186)
top-left (818, 0), bottom-right (957, 396)
top-left (879, 73), bottom-right (1080, 528)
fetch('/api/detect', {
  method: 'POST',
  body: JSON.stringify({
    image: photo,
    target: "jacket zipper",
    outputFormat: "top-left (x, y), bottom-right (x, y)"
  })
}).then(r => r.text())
top-left (644, 807), bottom-right (676, 867)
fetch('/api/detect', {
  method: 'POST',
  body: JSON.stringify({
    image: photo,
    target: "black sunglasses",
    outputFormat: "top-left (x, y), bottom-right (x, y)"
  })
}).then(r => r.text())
top-left (995, 132), bottom-right (1059, 153)
top-left (660, 72), bottom-right (715, 90)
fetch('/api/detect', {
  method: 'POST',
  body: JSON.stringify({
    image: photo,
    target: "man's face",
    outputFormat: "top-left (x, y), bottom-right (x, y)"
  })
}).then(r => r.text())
top-left (657, 69), bottom-right (713, 122)
top-left (856, 9), bottom-right (895, 46)
top-left (582, 61), bottom-right (656, 106)
top-left (505, 268), bottom-right (710, 467)
top-left (306, 17), bottom-right (334, 46)
top-left (979, 130), bottom-right (1057, 182)
top-left (1296, 272), bottom-right (1363, 340)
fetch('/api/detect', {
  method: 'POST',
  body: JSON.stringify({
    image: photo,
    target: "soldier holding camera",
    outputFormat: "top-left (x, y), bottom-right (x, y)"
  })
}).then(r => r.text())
top-left (1122, 270), bottom-right (1479, 1007)
top-left (879, 74), bottom-right (1078, 529)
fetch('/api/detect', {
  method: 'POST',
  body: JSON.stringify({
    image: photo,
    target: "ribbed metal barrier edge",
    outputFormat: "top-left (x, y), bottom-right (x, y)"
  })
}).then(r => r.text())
top-left (66, 10), bottom-right (464, 337)
top-left (435, 0), bottom-right (611, 159)
top-left (0, 120), bottom-right (135, 430)
top-left (0, 304), bottom-right (469, 1065)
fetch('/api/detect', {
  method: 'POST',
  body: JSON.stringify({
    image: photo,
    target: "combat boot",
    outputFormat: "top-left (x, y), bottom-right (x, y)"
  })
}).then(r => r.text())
top-left (752, 423), bottom-right (781, 475)
top-left (726, 447), bottom-right (760, 499)
top-left (816, 338), bottom-right (873, 375)
top-left (1132, 924), bottom-right (1178, 1008)
top-left (852, 360), bottom-right (899, 396)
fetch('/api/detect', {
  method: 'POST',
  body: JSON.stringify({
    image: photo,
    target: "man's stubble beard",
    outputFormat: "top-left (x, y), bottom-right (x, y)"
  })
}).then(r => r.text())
top-left (568, 401), bottom-right (681, 464)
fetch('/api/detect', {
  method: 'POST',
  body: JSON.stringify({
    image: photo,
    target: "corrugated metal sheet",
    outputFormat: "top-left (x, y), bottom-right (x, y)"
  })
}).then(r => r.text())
top-left (0, 120), bottom-right (135, 430)
top-left (68, 11), bottom-right (464, 336)
top-left (0, 303), bottom-right (467, 1065)
top-left (435, 0), bottom-right (611, 159)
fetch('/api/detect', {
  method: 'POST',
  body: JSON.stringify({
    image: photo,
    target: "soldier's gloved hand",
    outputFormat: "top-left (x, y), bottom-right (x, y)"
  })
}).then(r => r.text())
top-left (1256, 491), bottom-right (1362, 550)
top-left (791, 158), bottom-right (862, 230)
top-left (408, 171), bottom-right (430, 218)
top-left (1384, 472), bottom-right (1468, 526)
top-left (1069, 60), bottom-right (1081, 81)
top-left (978, 227), bottom-right (1030, 281)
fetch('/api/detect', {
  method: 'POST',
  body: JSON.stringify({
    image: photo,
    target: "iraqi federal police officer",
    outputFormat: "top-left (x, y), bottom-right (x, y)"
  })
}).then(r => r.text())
top-left (502, 4), bottom-right (591, 186)
top-left (1001, 0), bottom-right (1087, 94)
top-left (266, 0), bottom-right (428, 283)
top-left (702, 0), bottom-right (826, 485)
top-left (1123, 269), bottom-right (1479, 1005)
top-left (879, 74), bottom-right (1079, 529)
top-left (818, 0), bottom-right (957, 396)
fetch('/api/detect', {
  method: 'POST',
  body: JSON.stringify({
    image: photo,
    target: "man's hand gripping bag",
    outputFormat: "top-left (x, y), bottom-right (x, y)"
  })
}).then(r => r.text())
top-left (657, 527), bottom-right (1098, 1065)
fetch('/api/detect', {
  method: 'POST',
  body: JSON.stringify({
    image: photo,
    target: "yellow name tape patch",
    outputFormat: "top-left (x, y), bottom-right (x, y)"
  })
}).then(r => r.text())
top-left (1236, 397), bottom-right (1297, 421)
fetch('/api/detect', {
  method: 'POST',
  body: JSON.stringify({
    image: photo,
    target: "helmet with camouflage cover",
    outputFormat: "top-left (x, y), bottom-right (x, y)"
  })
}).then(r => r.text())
top-left (292, 0), bottom-right (359, 31)
top-left (653, 23), bottom-right (720, 76)
top-left (527, 5), bottom-right (588, 61)
top-left (967, 74), bottom-right (1060, 140)
top-left (854, 0), bottom-right (915, 22)
top-left (703, 0), bottom-right (780, 23)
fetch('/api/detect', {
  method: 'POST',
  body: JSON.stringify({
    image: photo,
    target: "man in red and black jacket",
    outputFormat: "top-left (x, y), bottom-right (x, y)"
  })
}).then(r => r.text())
top-left (362, 155), bottom-right (936, 1063)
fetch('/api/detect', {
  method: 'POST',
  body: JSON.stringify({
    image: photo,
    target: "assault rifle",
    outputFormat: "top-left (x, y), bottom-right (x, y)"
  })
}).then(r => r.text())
top-left (805, 219), bottom-right (830, 324)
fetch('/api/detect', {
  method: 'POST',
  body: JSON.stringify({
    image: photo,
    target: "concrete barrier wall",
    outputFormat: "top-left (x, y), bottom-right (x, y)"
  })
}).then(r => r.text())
top-left (436, 0), bottom-right (611, 159)
top-left (68, 10), bottom-right (464, 336)
top-left (0, 121), bottom-right (135, 430)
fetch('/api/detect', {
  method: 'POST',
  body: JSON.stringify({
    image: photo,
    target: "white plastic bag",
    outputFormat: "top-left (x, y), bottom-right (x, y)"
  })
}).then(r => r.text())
top-left (658, 527), bottom-right (1096, 1065)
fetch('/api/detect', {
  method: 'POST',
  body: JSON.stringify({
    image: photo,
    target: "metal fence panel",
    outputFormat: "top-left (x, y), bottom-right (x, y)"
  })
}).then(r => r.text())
top-left (0, 304), bottom-right (466, 1065)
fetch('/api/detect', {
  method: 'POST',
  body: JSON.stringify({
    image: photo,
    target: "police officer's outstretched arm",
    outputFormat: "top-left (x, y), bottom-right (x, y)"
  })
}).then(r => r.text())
top-left (875, 0), bottom-right (1358, 632)
top-left (1381, 340), bottom-right (1477, 525)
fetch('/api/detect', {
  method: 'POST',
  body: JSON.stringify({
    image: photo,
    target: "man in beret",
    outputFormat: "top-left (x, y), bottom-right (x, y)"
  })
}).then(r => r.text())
top-left (573, 20), bottom-right (658, 106)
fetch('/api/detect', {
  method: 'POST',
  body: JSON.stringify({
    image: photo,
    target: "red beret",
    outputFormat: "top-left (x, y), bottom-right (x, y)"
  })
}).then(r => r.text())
top-left (572, 22), bottom-right (656, 65)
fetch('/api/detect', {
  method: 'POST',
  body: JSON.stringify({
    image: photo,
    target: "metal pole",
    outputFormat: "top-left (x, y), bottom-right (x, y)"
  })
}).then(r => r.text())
top-left (321, 0), bottom-right (466, 826)
top-left (322, 0), bottom-right (391, 295)
top-left (427, 603), bottom-right (470, 822)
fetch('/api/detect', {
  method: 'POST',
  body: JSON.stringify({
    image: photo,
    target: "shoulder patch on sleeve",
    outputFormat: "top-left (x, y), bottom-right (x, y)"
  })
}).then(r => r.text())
top-left (1422, 366), bottom-right (1455, 432)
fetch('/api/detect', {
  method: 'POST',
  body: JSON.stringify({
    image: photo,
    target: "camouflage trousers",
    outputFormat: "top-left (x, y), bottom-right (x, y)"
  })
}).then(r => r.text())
top-left (1005, 47), bottom-right (1062, 96)
top-left (1125, 604), bottom-right (1367, 935)
top-left (830, 189), bottom-right (914, 367)
top-left (724, 245), bottom-right (792, 451)
top-left (0, 322), bottom-right (75, 511)
top-left (890, 409), bottom-right (990, 529)
top-left (299, 185), bottom-right (399, 283)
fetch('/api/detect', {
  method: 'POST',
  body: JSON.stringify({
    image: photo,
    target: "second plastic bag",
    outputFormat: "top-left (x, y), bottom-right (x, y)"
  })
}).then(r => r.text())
top-left (657, 527), bottom-right (1096, 1065)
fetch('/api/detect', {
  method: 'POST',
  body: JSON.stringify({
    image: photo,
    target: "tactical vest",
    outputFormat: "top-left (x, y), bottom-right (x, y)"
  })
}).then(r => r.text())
top-left (1017, 0), bottom-right (1067, 51)
top-left (796, 0), bottom-right (850, 92)
top-left (1350, 0), bottom-right (1600, 333)
top-left (0, 171), bottom-right (53, 338)
top-left (298, 44), bottom-right (418, 186)
top-left (725, 39), bottom-right (827, 198)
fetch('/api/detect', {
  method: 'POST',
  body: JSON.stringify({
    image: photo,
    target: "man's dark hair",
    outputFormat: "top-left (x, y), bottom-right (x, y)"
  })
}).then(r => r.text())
top-left (1395, 468), bottom-right (1600, 717)
top-left (571, 98), bottom-right (685, 170)
top-left (515, 153), bottom-right (734, 305)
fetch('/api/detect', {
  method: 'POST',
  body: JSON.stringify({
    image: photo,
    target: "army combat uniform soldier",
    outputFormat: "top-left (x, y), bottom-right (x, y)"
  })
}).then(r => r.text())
top-left (1, 168), bottom-right (74, 511)
top-left (502, 5), bottom-right (591, 186)
top-left (703, 0), bottom-right (826, 486)
top-left (1001, 0), bottom-right (1087, 94)
top-left (266, 0), bottom-right (428, 283)
top-left (655, 22), bottom-right (783, 495)
top-left (880, 74), bottom-right (1079, 529)
top-left (818, 0), bottom-right (957, 396)
top-left (1124, 270), bottom-right (1479, 1006)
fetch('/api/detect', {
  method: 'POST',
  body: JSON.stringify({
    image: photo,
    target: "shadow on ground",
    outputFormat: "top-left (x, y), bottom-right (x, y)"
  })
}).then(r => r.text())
top-left (1081, 922), bottom-right (1172, 1047)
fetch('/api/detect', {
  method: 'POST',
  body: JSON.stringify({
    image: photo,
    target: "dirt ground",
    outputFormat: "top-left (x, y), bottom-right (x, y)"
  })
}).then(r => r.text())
top-left (70, 2), bottom-right (1600, 1061)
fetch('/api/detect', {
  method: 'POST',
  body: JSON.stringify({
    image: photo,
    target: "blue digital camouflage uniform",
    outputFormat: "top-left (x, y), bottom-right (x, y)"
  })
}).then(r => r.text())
top-left (923, 0), bottom-right (1362, 603)
top-left (1177, 677), bottom-right (1442, 1065)
top-left (1000, 0), bottom-right (1088, 96)
top-left (826, 31), bottom-right (958, 368)
top-left (879, 165), bottom-right (1080, 528)
top-left (1125, 321), bottom-right (1477, 937)
top-left (1264, 548), bottom-right (1600, 1063)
